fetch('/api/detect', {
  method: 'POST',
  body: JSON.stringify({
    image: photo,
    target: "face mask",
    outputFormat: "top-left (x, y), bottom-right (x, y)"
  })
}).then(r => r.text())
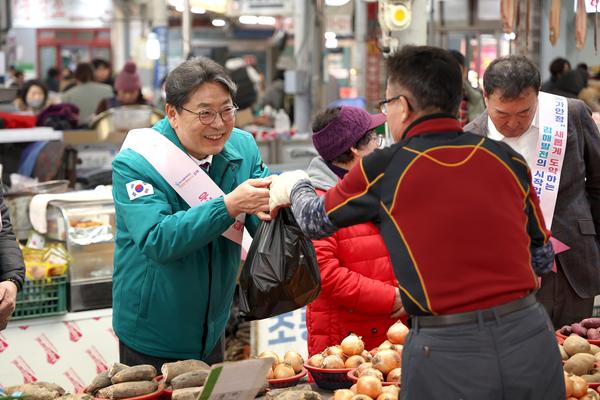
top-left (28, 98), bottom-right (44, 109)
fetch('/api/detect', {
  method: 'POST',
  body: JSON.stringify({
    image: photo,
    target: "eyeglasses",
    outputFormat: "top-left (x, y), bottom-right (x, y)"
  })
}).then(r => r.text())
top-left (374, 135), bottom-right (384, 148)
top-left (181, 104), bottom-right (239, 125)
top-left (378, 94), bottom-right (413, 115)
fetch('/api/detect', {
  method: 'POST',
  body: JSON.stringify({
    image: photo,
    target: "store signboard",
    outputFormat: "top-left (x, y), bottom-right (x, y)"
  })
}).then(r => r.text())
top-left (253, 308), bottom-right (308, 359)
top-left (573, 0), bottom-right (599, 13)
top-left (228, 0), bottom-right (293, 16)
top-left (11, 0), bottom-right (112, 28)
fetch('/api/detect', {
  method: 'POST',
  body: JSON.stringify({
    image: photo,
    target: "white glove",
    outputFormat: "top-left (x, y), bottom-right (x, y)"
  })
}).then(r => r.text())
top-left (269, 170), bottom-right (309, 211)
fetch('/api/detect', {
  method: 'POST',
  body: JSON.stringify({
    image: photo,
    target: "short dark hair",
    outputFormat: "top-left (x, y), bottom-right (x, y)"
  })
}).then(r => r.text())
top-left (386, 45), bottom-right (463, 115)
top-left (312, 107), bottom-right (374, 165)
top-left (165, 57), bottom-right (237, 112)
top-left (20, 79), bottom-right (48, 106)
top-left (74, 63), bottom-right (94, 83)
top-left (46, 67), bottom-right (59, 78)
top-left (92, 58), bottom-right (111, 69)
top-left (549, 57), bottom-right (571, 78)
top-left (448, 50), bottom-right (465, 67)
top-left (483, 55), bottom-right (540, 99)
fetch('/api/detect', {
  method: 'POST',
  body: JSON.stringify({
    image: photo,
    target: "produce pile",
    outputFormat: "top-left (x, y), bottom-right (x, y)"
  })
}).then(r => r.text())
top-left (1, 382), bottom-right (90, 400)
top-left (257, 351), bottom-right (306, 379)
top-left (559, 328), bottom-right (600, 399)
top-left (84, 360), bottom-right (209, 400)
top-left (559, 318), bottom-right (600, 341)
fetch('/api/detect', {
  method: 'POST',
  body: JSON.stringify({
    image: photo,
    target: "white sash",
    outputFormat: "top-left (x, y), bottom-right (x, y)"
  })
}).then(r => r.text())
top-left (121, 128), bottom-right (252, 255)
top-left (531, 92), bottom-right (568, 230)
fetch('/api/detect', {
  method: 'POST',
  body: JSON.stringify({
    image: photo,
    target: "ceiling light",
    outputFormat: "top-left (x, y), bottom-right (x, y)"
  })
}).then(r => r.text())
top-left (212, 19), bottom-right (226, 27)
top-left (324, 31), bottom-right (336, 40)
top-left (239, 15), bottom-right (258, 24)
top-left (257, 16), bottom-right (276, 25)
top-left (191, 6), bottom-right (206, 14)
top-left (325, 0), bottom-right (351, 6)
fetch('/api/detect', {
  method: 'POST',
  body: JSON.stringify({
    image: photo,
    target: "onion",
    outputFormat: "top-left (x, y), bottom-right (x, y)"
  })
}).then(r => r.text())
top-left (361, 350), bottom-right (373, 362)
top-left (308, 353), bottom-right (325, 368)
top-left (378, 341), bottom-right (396, 351)
top-left (376, 393), bottom-right (397, 400)
top-left (349, 384), bottom-right (358, 394)
top-left (334, 389), bottom-right (355, 400)
top-left (266, 367), bottom-right (274, 380)
top-left (345, 355), bottom-right (366, 368)
top-left (284, 351), bottom-right (304, 373)
top-left (356, 362), bottom-right (374, 376)
top-left (342, 334), bottom-right (365, 356)
top-left (571, 376), bottom-right (588, 397)
top-left (372, 349), bottom-right (402, 375)
top-left (387, 321), bottom-right (409, 345)
top-left (326, 345), bottom-right (347, 360)
top-left (351, 395), bottom-right (373, 400)
top-left (564, 372), bottom-right (573, 397)
top-left (356, 375), bottom-right (383, 399)
top-left (381, 386), bottom-right (400, 395)
top-left (360, 368), bottom-right (384, 381)
top-left (273, 362), bottom-right (296, 379)
top-left (258, 351), bottom-right (280, 367)
top-left (386, 368), bottom-right (401, 383)
top-left (322, 355), bottom-right (345, 369)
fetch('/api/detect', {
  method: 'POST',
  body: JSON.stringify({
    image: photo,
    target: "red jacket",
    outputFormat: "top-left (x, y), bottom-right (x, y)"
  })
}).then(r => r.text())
top-left (306, 157), bottom-right (398, 356)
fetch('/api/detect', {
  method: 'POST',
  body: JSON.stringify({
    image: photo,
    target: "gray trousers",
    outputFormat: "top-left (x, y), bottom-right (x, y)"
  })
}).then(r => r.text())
top-left (400, 302), bottom-right (565, 400)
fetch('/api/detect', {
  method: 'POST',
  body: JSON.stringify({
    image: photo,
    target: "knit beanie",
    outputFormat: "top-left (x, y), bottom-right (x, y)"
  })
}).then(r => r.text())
top-left (114, 62), bottom-right (141, 92)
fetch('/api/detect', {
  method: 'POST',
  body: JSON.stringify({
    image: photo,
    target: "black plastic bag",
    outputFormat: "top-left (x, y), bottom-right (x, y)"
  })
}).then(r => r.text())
top-left (238, 208), bottom-right (321, 321)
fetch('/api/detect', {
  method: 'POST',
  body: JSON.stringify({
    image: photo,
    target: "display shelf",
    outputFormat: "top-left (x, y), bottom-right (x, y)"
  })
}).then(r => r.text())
top-left (0, 127), bottom-right (63, 143)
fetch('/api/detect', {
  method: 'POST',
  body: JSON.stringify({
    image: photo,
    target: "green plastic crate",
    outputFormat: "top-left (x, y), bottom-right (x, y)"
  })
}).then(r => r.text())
top-left (12, 275), bottom-right (68, 320)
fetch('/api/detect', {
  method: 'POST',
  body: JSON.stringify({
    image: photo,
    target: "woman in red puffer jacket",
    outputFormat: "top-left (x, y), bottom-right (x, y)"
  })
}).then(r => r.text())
top-left (306, 106), bottom-right (403, 356)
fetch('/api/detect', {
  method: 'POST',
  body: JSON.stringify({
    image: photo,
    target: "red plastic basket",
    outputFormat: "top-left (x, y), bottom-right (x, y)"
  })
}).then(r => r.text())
top-left (555, 330), bottom-right (600, 346)
top-left (268, 368), bottom-right (308, 389)
top-left (304, 363), bottom-right (353, 390)
top-left (96, 382), bottom-right (164, 400)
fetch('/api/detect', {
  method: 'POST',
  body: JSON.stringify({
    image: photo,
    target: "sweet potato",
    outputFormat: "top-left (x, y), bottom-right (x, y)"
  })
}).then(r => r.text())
top-left (111, 365), bottom-right (156, 384)
top-left (571, 323), bottom-right (588, 338)
top-left (172, 387), bottom-right (204, 400)
top-left (59, 394), bottom-right (94, 400)
top-left (161, 360), bottom-right (210, 384)
top-left (582, 318), bottom-right (600, 329)
top-left (85, 371), bottom-right (112, 394)
top-left (108, 363), bottom-right (129, 378)
top-left (5, 384), bottom-right (62, 400)
top-left (588, 328), bottom-right (600, 340)
top-left (171, 370), bottom-right (210, 390)
top-left (564, 335), bottom-right (591, 356)
top-left (96, 381), bottom-right (158, 399)
top-left (560, 325), bottom-right (573, 336)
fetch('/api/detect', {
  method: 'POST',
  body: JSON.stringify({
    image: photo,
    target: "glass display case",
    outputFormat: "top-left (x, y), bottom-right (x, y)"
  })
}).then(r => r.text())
top-left (46, 199), bottom-right (115, 311)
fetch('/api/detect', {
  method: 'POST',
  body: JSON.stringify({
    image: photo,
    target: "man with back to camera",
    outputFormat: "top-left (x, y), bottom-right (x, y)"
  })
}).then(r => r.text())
top-left (269, 45), bottom-right (564, 399)
top-left (111, 57), bottom-right (271, 369)
top-left (465, 55), bottom-right (600, 330)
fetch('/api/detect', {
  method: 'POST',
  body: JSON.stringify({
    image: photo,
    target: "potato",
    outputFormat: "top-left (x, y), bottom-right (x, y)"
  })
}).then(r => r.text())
top-left (564, 335), bottom-right (591, 356)
top-left (172, 387), bottom-right (204, 400)
top-left (564, 353), bottom-right (596, 376)
top-left (161, 360), bottom-right (210, 384)
top-left (85, 371), bottom-right (112, 394)
top-left (559, 344), bottom-right (569, 360)
top-left (96, 381), bottom-right (158, 399)
top-left (171, 370), bottom-right (209, 390)
top-left (589, 344), bottom-right (600, 355)
top-left (111, 365), bottom-right (156, 384)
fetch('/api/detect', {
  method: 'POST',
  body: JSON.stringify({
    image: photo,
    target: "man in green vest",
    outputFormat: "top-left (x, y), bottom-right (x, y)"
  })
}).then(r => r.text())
top-left (111, 57), bottom-right (271, 369)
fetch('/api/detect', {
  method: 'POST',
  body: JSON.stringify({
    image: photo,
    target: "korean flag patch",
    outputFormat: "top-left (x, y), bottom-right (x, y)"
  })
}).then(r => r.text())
top-left (127, 180), bottom-right (154, 200)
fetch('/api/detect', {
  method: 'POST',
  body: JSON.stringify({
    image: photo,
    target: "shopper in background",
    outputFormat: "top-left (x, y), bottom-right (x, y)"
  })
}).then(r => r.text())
top-left (225, 57), bottom-right (259, 127)
top-left (306, 105), bottom-right (401, 355)
top-left (59, 67), bottom-right (76, 93)
top-left (112, 57), bottom-right (271, 369)
top-left (61, 63), bottom-right (113, 126)
top-left (0, 190), bottom-right (25, 330)
top-left (44, 67), bottom-right (61, 93)
top-left (541, 57), bottom-right (571, 93)
top-left (269, 45), bottom-right (564, 399)
top-left (92, 58), bottom-right (114, 87)
top-left (95, 62), bottom-right (147, 114)
top-left (14, 79), bottom-right (52, 114)
top-left (465, 55), bottom-right (600, 329)
top-left (448, 50), bottom-right (485, 126)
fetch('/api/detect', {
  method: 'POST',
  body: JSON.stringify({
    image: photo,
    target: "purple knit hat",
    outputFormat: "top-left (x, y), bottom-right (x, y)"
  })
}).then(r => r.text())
top-left (312, 106), bottom-right (386, 161)
top-left (115, 62), bottom-right (141, 92)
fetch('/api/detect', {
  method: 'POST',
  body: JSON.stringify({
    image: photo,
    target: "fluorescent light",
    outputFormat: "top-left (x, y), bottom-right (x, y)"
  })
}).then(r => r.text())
top-left (257, 16), bottom-right (276, 25)
top-left (212, 19), bottom-right (226, 27)
top-left (503, 32), bottom-right (516, 41)
top-left (324, 31), bottom-right (336, 40)
top-left (175, 4), bottom-right (184, 12)
top-left (325, 0), bottom-right (350, 5)
top-left (191, 6), bottom-right (206, 14)
top-left (239, 15), bottom-right (258, 24)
